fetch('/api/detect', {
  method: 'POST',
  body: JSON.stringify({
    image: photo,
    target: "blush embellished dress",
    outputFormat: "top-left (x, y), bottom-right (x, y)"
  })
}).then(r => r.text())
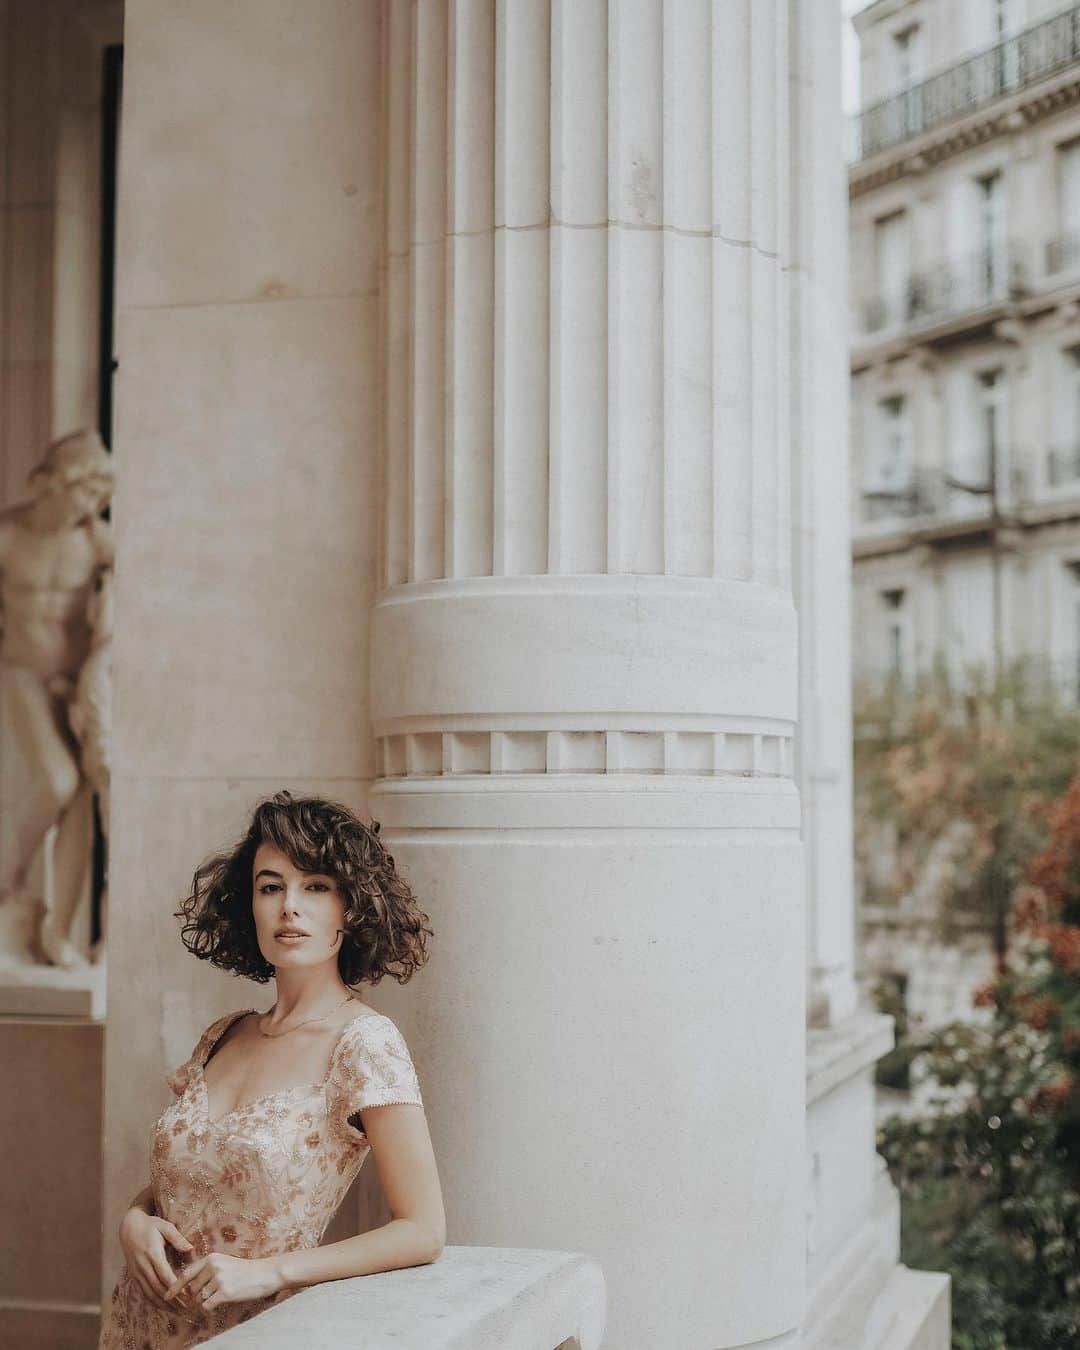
top-left (97, 1006), bottom-right (424, 1350)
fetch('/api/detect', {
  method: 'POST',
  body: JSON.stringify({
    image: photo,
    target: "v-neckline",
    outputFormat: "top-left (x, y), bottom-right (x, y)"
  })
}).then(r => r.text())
top-left (195, 1005), bottom-right (385, 1129)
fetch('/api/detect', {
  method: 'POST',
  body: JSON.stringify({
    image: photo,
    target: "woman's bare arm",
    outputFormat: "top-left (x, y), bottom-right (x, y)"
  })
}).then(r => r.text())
top-left (270, 1102), bottom-right (445, 1290)
top-left (125, 1182), bottom-right (156, 1220)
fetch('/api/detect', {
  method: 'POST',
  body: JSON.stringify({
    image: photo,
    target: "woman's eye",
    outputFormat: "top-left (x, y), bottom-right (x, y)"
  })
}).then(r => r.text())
top-left (256, 881), bottom-right (329, 893)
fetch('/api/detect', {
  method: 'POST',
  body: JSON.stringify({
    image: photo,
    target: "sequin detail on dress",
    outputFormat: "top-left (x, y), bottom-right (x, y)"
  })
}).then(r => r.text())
top-left (97, 1007), bottom-right (423, 1349)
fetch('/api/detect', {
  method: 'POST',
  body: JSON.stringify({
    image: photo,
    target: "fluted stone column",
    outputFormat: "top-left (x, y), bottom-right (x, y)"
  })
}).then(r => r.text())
top-left (373, 4), bottom-right (804, 1346)
top-left (792, 0), bottom-right (858, 1031)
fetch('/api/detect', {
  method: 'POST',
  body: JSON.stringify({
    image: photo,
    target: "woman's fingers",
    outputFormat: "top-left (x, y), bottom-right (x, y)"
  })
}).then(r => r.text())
top-left (164, 1253), bottom-right (203, 1305)
top-left (148, 1248), bottom-right (184, 1305)
top-left (134, 1260), bottom-right (173, 1313)
top-left (161, 1221), bottom-right (194, 1254)
top-left (182, 1267), bottom-right (214, 1304)
top-left (152, 1225), bottom-right (195, 1307)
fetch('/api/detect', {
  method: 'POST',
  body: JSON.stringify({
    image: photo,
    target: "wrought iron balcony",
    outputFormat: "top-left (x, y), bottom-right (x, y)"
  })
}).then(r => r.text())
top-left (1046, 229), bottom-right (1080, 275)
top-left (859, 449), bottom-right (1080, 531)
top-left (861, 469), bottom-right (943, 523)
top-left (852, 4), bottom-right (1080, 162)
top-left (1046, 443), bottom-right (1080, 488)
top-left (860, 241), bottom-right (1031, 337)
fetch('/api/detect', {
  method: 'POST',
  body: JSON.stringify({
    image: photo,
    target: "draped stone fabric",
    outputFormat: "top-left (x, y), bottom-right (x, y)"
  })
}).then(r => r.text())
top-left (98, 1007), bottom-right (423, 1349)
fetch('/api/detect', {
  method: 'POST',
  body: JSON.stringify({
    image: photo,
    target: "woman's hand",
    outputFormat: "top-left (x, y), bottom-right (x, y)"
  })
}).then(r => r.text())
top-left (118, 1208), bottom-right (195, 1314)
top-left (163, 1251), bottom-right (283, 1312)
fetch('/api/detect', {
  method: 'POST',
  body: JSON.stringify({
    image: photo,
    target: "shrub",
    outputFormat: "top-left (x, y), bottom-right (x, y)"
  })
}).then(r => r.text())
top-left (876, 758), bottom-right (1080, 1348)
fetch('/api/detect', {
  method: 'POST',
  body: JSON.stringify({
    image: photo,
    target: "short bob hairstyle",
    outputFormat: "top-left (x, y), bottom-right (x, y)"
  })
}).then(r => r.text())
top-left (174, 789), bottom-right (432, 987)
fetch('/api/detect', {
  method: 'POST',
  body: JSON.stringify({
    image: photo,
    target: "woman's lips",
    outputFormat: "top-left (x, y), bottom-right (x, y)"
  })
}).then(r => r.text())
top-left (274, 933), bottom-right (309, 943)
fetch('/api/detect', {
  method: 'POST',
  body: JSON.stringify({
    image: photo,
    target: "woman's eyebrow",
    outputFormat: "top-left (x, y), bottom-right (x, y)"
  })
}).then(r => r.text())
top-left (254, 867), bottom-right (333, 881)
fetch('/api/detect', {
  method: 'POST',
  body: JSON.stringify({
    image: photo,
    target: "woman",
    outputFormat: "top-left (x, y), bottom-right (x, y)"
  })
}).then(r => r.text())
top-left (98, 789), bottom-right (444, 1349)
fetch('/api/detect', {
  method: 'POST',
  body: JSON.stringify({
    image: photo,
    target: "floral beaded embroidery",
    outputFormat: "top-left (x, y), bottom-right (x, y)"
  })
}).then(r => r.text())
top-left (99, 1007), bottom-right (423, 1350)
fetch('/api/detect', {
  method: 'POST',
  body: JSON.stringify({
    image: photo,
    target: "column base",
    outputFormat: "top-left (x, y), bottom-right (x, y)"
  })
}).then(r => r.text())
top-left (803, 1013), bottom-right (950, 1350)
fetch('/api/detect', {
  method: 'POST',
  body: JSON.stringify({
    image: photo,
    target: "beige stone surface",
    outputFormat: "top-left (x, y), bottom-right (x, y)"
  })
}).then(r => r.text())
top-left (0, 1017), bottom-right (102, 1303)
top-left (0, 1306), bottom-right (100, 1350)
top-left (112, 296), bottom-right (378, 782)
top-left (116, 0), bottom-right (380, 309)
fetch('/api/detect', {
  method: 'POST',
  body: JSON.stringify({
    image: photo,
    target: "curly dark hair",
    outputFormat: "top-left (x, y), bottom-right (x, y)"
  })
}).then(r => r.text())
top-left (174, 789), bottom-right (432, 987)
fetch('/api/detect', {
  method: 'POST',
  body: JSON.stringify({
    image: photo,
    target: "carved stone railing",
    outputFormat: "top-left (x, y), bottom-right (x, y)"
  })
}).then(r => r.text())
top-left (205, 1246), bottom-right (606, 1350)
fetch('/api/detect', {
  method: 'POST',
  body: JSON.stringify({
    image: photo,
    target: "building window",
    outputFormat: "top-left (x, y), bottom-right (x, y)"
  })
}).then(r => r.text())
top-left (882, 588), bottom-right (907, 679)
top-left (892, 24), bottom-right (922, 91)
top-left (975, 368), bottom-right (1004, 489)
top-left (976, 171), bottom-right (1006, 296)
top-left (991, 0), bottom-right (1024, 42)
top-left (879, 395), bottom-right (913, 489)
top-left (977, 0), bottom-right (1024, 82)
top-left (1048, 347), bottom-right (1080, 486)
top-left (872, 209), bottom-right (910, 329)
top-left (1051, 138), bottom-right (1080, 273)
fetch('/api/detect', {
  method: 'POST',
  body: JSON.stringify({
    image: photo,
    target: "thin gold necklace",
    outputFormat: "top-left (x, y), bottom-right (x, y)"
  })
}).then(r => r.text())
top-left (257, 992), bottom-right (356, 1038)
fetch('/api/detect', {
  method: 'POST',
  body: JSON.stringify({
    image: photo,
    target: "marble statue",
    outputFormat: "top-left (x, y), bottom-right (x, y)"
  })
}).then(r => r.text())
top-left (0, 428), bottom-right (114, 970)
top-left (68, 560), bottom-right (113, 965)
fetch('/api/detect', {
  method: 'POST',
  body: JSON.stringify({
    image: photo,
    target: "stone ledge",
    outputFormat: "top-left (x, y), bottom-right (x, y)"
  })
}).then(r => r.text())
top-left (0, 963), bottom-right (105, 1017)
top-left (870, 1265), bottom-right (951, 1350)
top-left (205, 1245), bottom-right (606, 1350)
top-left (807, 1011), bottom-right (896, 1105)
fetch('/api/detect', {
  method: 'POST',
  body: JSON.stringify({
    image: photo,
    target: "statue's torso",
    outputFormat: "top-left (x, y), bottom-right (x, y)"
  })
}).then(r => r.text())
top-left (0, 515), bottom-right (105, 677)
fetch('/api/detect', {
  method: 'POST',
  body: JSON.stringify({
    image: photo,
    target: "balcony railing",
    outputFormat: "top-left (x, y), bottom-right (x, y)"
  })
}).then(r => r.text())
top-left (861, 469), bottom-right (945, 522)
top-left (860, 448), bottom-right (1080, 530)
top-left (1046, 444), bottom-right (1080, 488)
top-left (852, 4), bottom-right (1080, 162)
top-left (1046, 229), bottom-right (1080, 275)
top-left (861, 241), bottom-right (1031, 337)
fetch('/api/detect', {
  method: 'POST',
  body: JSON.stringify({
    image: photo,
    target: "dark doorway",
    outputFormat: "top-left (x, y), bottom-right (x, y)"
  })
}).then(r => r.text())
top-left (91, 41), bottom-right (122, 949)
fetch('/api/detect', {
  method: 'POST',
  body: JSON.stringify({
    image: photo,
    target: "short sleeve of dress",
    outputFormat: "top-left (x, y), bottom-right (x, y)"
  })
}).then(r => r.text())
top-left (164, 1010), bottom-right (246, 1098)
top-left (326, 1014), bottom-right (423, 1144)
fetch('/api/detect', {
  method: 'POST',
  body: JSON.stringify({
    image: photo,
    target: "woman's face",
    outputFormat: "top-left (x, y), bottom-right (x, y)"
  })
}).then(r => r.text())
top-left (251, 841), bottom-right (348, 971)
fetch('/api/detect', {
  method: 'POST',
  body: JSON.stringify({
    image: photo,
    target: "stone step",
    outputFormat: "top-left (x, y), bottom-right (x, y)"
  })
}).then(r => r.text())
top-left (868, 1265), bottom-right (951, 1350)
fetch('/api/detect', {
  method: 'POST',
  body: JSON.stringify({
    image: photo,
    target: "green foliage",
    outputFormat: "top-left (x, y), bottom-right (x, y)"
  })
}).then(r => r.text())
top-left (872, 974), bottom-right (924, 1089)
top-left (873, 738), bottom-right (1080, 1348)
top-left (878, 986), bottom-right (1079, 1348)
top-left (854, 660), bottom-right (1080, 951)
top-left (862, 665), bottom-right (1080, 1345)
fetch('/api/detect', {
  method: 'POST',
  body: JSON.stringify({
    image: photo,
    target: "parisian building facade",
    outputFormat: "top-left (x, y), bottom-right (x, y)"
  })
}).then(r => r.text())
top-left (851, 0), bottom-right (1080, 695)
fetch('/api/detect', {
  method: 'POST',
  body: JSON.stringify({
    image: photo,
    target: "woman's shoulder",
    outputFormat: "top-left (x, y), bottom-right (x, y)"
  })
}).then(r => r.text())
top-left (325, 1009), bottom-right (423, 1141)
top-left (165, 1007), bottom-right (256, 1097)
top-left (204, 1006), bottom-right (259, 1051)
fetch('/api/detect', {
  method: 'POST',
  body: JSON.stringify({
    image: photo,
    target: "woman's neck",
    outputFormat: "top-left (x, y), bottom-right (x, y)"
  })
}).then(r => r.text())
top-left (266, 971), bottom-right (354, 1022)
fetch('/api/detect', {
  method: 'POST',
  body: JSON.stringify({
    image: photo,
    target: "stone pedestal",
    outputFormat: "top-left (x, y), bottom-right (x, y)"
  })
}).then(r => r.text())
top-left (0, 1015), bottom-right (103, 1350)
